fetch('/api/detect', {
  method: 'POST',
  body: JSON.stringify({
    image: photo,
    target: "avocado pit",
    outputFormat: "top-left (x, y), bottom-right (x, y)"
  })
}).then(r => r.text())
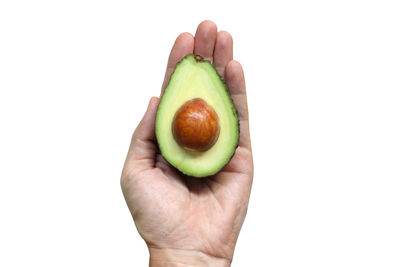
top-left (172, 98), bottom-right (220, 152)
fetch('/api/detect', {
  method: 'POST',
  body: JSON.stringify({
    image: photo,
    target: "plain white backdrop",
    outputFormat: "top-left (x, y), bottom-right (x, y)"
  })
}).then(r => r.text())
top-left (1, 0), bottom-right (399, 266)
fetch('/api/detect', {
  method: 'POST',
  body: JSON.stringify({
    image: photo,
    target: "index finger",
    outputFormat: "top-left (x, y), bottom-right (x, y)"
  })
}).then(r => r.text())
top-left (161, 32), bottom-right (194, 94)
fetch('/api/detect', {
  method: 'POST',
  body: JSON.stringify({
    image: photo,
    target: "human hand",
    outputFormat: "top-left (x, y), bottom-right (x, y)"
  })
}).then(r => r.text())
top-left (121, 20), bottom-right (253, 266)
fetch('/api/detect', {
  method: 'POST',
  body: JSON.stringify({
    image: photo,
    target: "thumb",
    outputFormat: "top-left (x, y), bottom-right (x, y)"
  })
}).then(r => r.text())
top-left (132, 96), bottom-right (160, 142)
top-left (124, 97), bottom-right (160, 176)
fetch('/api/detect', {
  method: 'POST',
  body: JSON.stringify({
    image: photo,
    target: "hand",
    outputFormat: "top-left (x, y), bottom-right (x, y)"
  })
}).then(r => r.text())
top-left (121, 20), bottom-right (253, 266)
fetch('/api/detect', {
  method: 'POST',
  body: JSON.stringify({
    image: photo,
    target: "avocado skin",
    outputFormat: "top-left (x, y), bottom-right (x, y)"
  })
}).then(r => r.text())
top-left (155, 54), bottom-right (239, 177)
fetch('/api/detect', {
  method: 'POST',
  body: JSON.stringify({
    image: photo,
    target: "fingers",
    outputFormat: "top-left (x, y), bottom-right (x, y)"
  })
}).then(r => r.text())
top-left (161, 33), bottom-right (194, 93)
top-left (194, 20), bottom-right (217, 61)
top-left (213, 31), bottom-right (233, 77)
top-left (225, 60), bottom-right (251, 150)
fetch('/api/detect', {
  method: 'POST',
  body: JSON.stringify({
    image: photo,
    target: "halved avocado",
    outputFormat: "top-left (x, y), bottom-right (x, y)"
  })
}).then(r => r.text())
top-left (155, 54), bottom-right (239, 177)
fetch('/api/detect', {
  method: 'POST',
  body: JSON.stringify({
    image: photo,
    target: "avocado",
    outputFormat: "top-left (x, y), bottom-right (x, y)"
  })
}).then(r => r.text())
top-left (155, 54), bottom-right (239, 177)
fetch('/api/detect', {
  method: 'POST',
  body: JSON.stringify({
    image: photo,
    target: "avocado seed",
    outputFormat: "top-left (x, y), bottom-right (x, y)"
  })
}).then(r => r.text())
top-left (172, 98), bottom-right (220, 151)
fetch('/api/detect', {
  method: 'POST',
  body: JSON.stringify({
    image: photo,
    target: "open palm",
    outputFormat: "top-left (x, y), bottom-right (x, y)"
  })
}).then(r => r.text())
top-left (121, 21), bottom-right (253, 265)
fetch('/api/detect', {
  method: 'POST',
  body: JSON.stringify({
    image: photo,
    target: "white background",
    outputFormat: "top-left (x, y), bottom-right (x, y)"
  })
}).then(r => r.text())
top-left (1, 0), bottom-right (399, 266)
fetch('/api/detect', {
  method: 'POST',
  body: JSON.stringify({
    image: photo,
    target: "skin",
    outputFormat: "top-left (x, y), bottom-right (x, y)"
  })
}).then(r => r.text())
top-left (121, 20), bottom-right (253, 266)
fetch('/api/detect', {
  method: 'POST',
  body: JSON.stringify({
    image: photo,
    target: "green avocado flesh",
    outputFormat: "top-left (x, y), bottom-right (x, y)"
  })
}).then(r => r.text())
top-left (155, 54), bottom-right (239, 177)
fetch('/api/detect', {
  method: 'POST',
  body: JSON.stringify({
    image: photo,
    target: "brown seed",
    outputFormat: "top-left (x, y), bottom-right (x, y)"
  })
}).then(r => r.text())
top-left (172, 98), bottom-right (220, 151)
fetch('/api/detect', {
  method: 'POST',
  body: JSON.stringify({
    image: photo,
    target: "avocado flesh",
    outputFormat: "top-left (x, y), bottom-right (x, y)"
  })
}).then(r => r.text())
top-left (155, 54), bottom-right (239, 177)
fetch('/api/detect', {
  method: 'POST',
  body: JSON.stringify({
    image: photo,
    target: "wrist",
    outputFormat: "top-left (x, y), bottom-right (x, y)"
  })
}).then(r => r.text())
top-left (149, 247), bottom-right (231, 267)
